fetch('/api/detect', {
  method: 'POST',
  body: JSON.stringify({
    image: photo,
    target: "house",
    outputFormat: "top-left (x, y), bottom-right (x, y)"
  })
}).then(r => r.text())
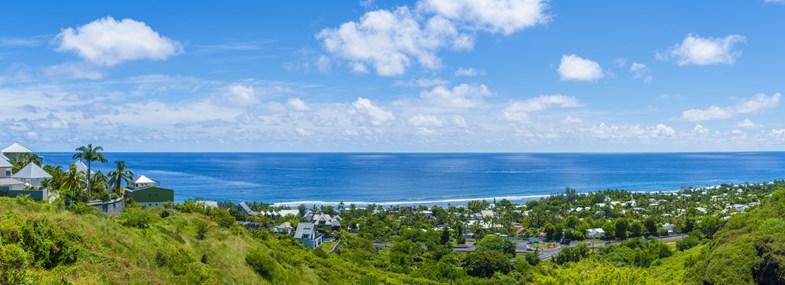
top-left (312, 213), bottom-right (341, 227)
top-left (72, 160), bottom-right (94, 175)
top-left (12, 162), bottom-right (52, 187)
top-left (129, 175), bottom-right (158, 189)
top-left (236, 221), bottom-right (261, 229)
top-left (278, 209), bottom-right (299, 217)
top-left (0, 178), bottom-right (24, 192)
top-left (237, 202), bottom-right (260, 216)
top-left (480, 210), bottom-right (495, 219)
top-left (1, 143), bottom-right (31, 160)
top-left (662, 223), bottom-right (674, 235)
top-left (274, 222), bottom-right (293, 234)
top-left (124, 175), bottom-right (174, 208)
top-left (0, 156), bottom-right (13, 178)
top-left (293, 222), bottom-right (322, 249)
top-left (586, 228), bottom-right (605, 239)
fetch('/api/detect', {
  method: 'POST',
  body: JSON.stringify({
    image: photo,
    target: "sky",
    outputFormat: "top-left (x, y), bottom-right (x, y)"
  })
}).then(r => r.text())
top-left (1, 0), bottom-right (785, 152)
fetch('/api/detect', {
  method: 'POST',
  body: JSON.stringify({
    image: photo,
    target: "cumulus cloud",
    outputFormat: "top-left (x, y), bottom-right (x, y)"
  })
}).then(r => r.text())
top-left (288, 98), bottom-right (310, 111)
top-left (318, 0), bottom-right (548, 76)
top-left (408, 114), bottom-right (444, 127)
top-left (503, 94), bottom-right (581, 121)
top-left (558, 54), bottom-right (604, 81)
top-left (417, 0), bottom-right (550, 35)
top-left (661, 34), bottom-right (745, 66)
top-left (352, 97), bottom-right (395, 125)
top-left (771, 129), bottom-right (785, 138)
top-left (587, 123), bottom-right (676, 140)
top-left (227, 84), bottom-right (257, 105)
top-left (455, 67), bottom-right (478, 77)
top-left (693, 124), bottom-right (709, 135)
top-left (629, 62), bottom-right (652, 83)
top-left (317, 7), bottom-right (472, 76)
top-left (56, 16), bottom-right (182, 66)
top-left (420, 83), bottom-right (492, 108)
top-left (682, 93), bottom-right (781, 122)
top-left (44, 62), bottom-right (104, 80)
top-left (736, 118), bottom-right (761, 129)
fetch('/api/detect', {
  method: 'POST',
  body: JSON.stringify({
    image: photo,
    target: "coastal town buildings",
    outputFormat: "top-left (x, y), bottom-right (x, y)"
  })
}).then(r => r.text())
top-left (293, 222), bottom-right (322, 249)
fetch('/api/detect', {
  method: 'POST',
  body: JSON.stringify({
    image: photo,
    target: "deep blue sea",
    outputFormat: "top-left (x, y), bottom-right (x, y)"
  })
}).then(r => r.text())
top-left (37, 152), bottom-right (785, 206)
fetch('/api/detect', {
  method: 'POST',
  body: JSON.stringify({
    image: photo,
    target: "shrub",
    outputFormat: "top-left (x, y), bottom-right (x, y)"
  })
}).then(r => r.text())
top-left (209, 208), bottom-right (236, 228)
top-left (121, 208), bottom-right (153, 229)
top-left (230, 224), bottom-right (245, 236)
top-left (195, 221), bottom-right (208, 240)
top-left (523, 252), bottom-right (540, 266)
top-left (20, 218), bottom-right (79, 268)
top-left (155, 246), bottom-right (194, 275)
top-left (160, 209), bottom-right (171, 218)
top-left (246, 249), bottom-right (277, 281)
top-left (0, 243), bottom-right (32, 285)
top-left (463, 250), bottom-right (512, 278)
top-left (314, 247), bottom-right (329, 259)
top-left (677, 235), bottom-right (700, 251)
top-left (68, 202), bottom-right (97, 215)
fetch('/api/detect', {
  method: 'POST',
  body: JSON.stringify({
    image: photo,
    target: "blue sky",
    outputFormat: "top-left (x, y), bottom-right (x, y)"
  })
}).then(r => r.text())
top-left (1, 0), bottom-right (785, 152)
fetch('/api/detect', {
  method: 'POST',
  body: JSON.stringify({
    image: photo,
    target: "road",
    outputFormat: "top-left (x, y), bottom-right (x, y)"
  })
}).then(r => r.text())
top-left (376, 233), bottom-right (687, 260)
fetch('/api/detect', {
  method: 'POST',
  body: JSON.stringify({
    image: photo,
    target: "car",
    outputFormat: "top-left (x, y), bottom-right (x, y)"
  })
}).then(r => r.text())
top-left (560, 239), bottom-right (570, 245)
top-left (605, 241), bottom-right (613, 245)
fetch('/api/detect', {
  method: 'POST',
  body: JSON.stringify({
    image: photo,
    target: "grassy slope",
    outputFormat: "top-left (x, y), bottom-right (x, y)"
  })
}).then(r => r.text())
top-left (0, 197), bottom-right (436, 285)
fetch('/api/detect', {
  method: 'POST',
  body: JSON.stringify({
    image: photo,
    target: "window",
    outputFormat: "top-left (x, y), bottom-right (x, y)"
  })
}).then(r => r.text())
top-left (5, 170), bottom-right (9, 176)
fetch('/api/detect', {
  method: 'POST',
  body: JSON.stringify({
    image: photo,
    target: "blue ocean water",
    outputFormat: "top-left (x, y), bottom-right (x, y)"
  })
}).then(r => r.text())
top-left (37, 152), bottom-right (785, 205)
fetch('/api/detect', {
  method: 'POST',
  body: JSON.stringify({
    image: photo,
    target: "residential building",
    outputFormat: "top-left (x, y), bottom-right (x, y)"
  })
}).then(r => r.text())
top-left (125, 175), bottom-right (174, 208)
top-left (1, 143), bottom-right (31, 160)
top-left (586, 228), bottom-right (605, 239)
top-left (293, 222), bottom-right (322, 249)
top-left (12, 162), bottom-right (52, 187)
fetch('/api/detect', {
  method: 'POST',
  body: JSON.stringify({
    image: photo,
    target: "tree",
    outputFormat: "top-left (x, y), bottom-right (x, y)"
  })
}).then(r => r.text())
top-left (476, 235), bottom-right (516, 257)
top-left (644, 217), bottom-right (658, 236)
top-left (108, 161), bottom-right (133, 196)
top-left (440, 228), bottom-right (451, 245)
top-left (10, 153), bottom-right (43, 173)
top-left (72, 144), bottom-right (108, 197)
top-left (629, 221), bottom-right (643, 238)
top-left (463, 250), bottom-right (512, 278)
top-left (298, 204), bottom-right (307, 218)
top-left (614, 219), bottom-right (629, 240)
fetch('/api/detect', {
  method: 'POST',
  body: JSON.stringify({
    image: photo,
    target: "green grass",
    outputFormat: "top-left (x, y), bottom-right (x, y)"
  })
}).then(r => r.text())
top-left (0, 197), bottom-right (437, 285)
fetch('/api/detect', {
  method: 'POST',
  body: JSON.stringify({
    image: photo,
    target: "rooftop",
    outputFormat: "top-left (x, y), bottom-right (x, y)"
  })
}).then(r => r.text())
top-left (12, 163), bottom-right (52, 179)
top-left (2, 143), bottom-right (31, 154)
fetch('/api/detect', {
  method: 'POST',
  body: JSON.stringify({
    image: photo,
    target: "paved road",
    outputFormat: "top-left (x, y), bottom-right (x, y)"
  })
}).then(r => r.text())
top-left (377, 233), bottom-right (687, 260)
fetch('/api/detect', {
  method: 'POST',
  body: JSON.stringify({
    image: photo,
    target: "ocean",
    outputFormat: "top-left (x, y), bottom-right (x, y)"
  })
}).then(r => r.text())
top-left (37, 152), bottom-right (785, 206)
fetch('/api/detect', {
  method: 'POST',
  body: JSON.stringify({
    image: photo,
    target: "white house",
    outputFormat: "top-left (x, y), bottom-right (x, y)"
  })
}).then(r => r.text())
top-left (586, 228), bottom-right (605, 239)
top-left (72, 160), bottom-right (94, 175)
top-left (662, 223), bottom-right (674, 234)
top-left (1, 143), bottom-right (31, 160)
top-left (12, 162), bottom-right (52, 187)
top-left (293, 222), bottom-right (322, 249)
top-left (0, 156), bottom-right (13, 178)
top-left (0, 178), bottom-right (24, 191)
top-left (129, 175), bottom-right (159, 189)
top-left (312, 213), bottom-right (341, 227)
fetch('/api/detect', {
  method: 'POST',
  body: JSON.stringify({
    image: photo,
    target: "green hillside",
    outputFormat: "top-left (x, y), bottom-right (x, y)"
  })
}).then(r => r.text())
top-left (0, 197), bottom-right (435, 285)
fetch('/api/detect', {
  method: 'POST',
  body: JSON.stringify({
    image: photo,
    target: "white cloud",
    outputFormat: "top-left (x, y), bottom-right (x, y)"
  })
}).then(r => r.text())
top-left (503, 94), bottom-right (582, 121)
top-left (682, 93), bottom-right (781, 122)
top-left (629, 62), bottom-right (652, 83)
top-left (317, 7), bottom-right (472, 76)
top-left (56, 16), bottom-right (182, 66)
top-left (44, 62), bottom-right (104, 80)
top-left (408, 114), bottom-right (444, 127)
top-left (227, 84), bottom-right (257, 105)
top-left (662, 34), bottom-right (745, 66)
top-left (352, 97), bottom-right (395, 125)
top-left (736, 118), bottom-right (761, 129)
top-left (587, 123), bottom-right (676, 140)
top-left (288, 98), bottom-right (310, 111)
top-left (393, 78), bottom-right (450, 88)
top-left (558, 54), bottom-right (604, 81)
top-left (765, 0), bottom-right (785, 4)
top-left (420, 83), bottom-right (492, 108)
top-left (771, 129), bottom-right (785, 138)
top-left (693, 124), bottom-right (709, 135)
top-left (455, 67), bottom-right (479, 77)
top-left (417, 0), bottom-right (550, 35)
top-left (561, 116), bottom-right (582, 124)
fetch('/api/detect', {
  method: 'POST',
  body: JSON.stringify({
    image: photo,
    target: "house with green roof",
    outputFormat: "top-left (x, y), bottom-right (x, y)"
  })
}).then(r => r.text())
top-left (125, 175), bottom-right (174, 208)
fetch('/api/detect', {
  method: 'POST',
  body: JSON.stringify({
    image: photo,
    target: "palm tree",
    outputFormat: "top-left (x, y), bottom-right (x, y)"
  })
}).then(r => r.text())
top-left (72, 144), bottom-right (108, 196)
top-left (62, 165), bottom-right (87, 202)
top-left (10, 153), bottom-right (43, 173)
top-left (108, 161), bottom-right (134, 196)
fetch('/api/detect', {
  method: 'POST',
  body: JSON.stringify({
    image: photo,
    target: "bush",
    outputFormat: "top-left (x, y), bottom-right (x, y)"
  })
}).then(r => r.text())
top-left (523, 252), bottom-right (540, 266)
top-left (195, 221), bottom-right (208, 240)
top-left (676, 235), bottom-right (700, 251)
top-left (463, 250), bottom-right (512, 278)
top-left (20, 218), bottom-right (79, 268)
top-left (245, 249), bottom-right (277, 281)
top-left (475, 235), bottom-right (516, 257)
top-left (155, 246), bottom-right (194, 275)
top-left (120, 208), bottom-right (153, 229)
top-left (68, 202), bottom-right (97, 215)
top-left (0, 243), bottom-right (32, 285)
